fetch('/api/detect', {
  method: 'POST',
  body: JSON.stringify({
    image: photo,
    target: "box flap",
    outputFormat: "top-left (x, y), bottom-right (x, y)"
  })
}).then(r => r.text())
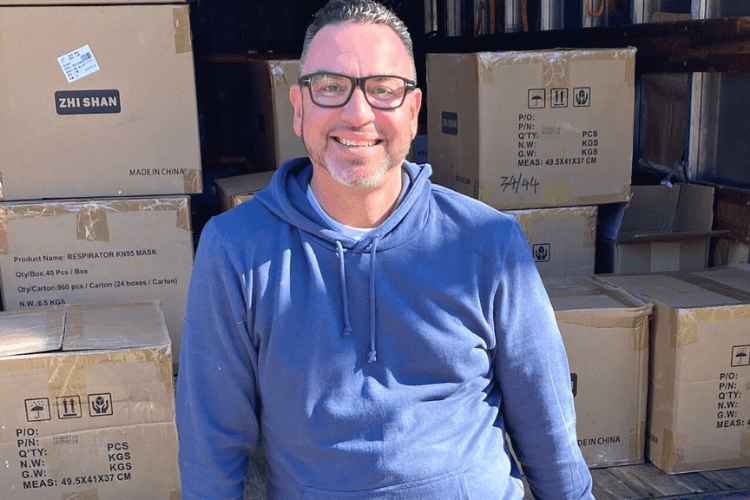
top-left (544, 276), bottom-right (648, 311)
top-left (612, 183), bottom-right (717, 243)
top-left (0, 306), bottom-right (65, 357)
top-left (619, 184), bottom-right (680, 235)
top-left (62, 301), bottom-right (170, 352)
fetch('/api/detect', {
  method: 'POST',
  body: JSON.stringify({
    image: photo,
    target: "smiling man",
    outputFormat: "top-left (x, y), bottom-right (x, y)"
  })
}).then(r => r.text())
top-left (175, 1), bottom-right (594, 499)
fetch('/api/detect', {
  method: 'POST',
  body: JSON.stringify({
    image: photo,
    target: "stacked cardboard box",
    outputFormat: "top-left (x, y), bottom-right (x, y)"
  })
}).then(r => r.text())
top-left (0, 0), bottom-right (201, 361)
top-left (544, 276), bottom-right (652, 468)
top-left (595, 264), bottom-right (750, 473)
top-left (427, 48), bottom-right (635, 211)
top-left (0, 301), bottom-right (180, 499)
top-left (427, 48), bottom-right (637, 277)
top-left (0, 1), bottom-right (202, 200)
top-left (597, 183), bottom-right (725, 274)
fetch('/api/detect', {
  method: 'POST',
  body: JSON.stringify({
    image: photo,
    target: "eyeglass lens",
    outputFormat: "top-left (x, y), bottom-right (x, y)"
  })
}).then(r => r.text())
top-left (308, 74), bottom-right (407, 109)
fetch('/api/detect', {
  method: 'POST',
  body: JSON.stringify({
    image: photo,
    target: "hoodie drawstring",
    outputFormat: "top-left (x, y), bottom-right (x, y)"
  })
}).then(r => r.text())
top-left (335, 241), bottom-right (352, 338)
top-left (335, 238), bottom-right (380, 363)
top-left (366, 237), bottom-right (380, 363)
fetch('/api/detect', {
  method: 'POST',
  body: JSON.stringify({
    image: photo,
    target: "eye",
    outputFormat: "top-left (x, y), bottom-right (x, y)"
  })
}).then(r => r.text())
top-left (312, 76), bottom-right (350, 96)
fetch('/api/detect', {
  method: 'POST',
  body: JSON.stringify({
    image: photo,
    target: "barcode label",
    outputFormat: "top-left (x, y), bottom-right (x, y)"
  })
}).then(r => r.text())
top-left (57, 44), bottom-right (100, 83)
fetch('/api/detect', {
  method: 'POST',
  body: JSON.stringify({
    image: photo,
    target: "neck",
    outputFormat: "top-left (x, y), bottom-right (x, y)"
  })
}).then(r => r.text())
top-left (311, 166), bottom-right (403, 229)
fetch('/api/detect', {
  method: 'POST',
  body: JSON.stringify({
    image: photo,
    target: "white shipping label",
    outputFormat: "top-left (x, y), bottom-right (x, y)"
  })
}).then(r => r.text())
top-left (57, 44), bottom-right (100, 83)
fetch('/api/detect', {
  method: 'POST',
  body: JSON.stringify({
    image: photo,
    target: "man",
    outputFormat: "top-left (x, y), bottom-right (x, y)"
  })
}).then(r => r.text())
top-left (176, 1), bottom-right (594, 499)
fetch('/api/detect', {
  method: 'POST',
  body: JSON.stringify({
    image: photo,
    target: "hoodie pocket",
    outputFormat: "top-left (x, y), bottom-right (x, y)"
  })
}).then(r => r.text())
top-left (302, 468), bottom-right (471, 500)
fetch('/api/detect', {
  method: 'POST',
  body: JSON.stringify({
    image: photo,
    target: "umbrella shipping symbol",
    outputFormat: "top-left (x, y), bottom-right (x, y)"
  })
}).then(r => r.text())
top-left (732, 345), bottom-right (749, 367)
top-left (25, 398), bottom-right (51, 422)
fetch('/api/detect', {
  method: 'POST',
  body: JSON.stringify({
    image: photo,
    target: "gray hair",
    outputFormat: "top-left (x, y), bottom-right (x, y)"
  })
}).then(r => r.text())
top-left (299, 0), bottom-right (416, 81)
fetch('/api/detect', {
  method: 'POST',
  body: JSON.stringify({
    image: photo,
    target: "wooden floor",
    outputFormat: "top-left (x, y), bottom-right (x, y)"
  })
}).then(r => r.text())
top-left (523, 462), bottom-right (750, 500)
top-left (243, 448), bottom-right (750, 500)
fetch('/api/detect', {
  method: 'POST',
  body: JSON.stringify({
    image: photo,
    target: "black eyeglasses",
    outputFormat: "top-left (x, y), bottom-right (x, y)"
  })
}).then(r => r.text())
top-left (298, 72), bottom-right (416, 110)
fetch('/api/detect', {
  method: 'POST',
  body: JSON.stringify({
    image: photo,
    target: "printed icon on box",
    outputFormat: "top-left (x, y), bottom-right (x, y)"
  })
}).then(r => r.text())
top-left (57, 396), bottom-right (83, 419)
top-left (573, 87), bottom-right (591, 107)
top-left (88, 393), bottom-right (113, 417)
top-left (732, 345), bottom-right (750, 367)
top-left (533, 244), bottom-right (551, 263)
top-left (25, 398), bottom-right (51, 422)
top-left (528, 89), bottom-right (545, 109)
top-left (551, 88), bottom-right (568, 108)
top-left (570, 373), bottom-right (578, 397)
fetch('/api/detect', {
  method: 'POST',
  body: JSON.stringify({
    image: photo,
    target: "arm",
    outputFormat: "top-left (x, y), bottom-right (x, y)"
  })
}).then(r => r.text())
top-left (493, 222), bottom-right (593, 500)
top-left (176, 220), bottom-right (261, 500)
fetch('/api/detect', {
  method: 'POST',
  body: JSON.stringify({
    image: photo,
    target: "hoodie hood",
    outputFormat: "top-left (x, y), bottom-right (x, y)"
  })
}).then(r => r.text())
top-left (254, 157), bottom-right (434, 363)
top-left (254, 157), bottom-right (433, 253)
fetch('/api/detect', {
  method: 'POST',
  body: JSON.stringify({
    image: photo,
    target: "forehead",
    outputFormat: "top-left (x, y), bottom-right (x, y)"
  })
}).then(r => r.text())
top-left (302, 22), bottom-right (413, 78)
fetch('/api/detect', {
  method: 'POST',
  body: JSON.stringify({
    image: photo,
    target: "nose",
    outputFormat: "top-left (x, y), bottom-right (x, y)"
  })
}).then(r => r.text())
top-left (339, 85), bottom-right (375, 125)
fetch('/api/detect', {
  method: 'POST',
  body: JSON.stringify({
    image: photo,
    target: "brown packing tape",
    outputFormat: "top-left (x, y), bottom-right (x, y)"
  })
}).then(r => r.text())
top-left (553, 304), bottom-right (650, 328)
top-left (46, 343), bottom-right (175, 401)
top-left (661, 427), bottom-right (686, 473)
top-left (173, 6), bottom-right (192, 54)
top-left (675, 271), bottom-right (750, 303)
top-left (95, 197), bottom-right (192, 232)
top-left (477, 48), bottom-right (636, 90)
top-left (630, 420), bottom-right (645, 462)
top-left (270, 61), bottom-right (293, 88)
top-left (477, 56), bottom-right (493, 84)
top-left (0, 216), bottom-right (8, 255)
top-left (670, 303), bottom-right (750, 348)
top-left (183, 168), bottom-right (203, 195)
top-left (77, 207), bottom-right (110, 243)
top-left (513, 207), bottom-right (597, 248)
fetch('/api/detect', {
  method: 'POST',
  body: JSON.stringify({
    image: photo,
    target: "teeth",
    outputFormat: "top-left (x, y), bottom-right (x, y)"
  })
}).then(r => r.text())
top-left (338, 138), bottom-right (377, 147)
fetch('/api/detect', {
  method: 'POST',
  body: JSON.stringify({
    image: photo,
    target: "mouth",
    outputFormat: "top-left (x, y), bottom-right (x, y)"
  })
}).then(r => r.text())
top-left (332, 137), bottom-right (382, 148)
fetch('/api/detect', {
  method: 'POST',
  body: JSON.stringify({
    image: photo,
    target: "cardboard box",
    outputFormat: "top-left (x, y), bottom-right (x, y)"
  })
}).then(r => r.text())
top-left (596, 183), bottom-right (725, 274)
top-left (0, 196), bottom-right (193, 362)
top-left (0, 301), bottom-right (180, 499)
top-left (509, 205), bottom-right (597, 278)
top-left (215, 171), bottom-right (275, 212)
top-left (247, 57), bottom-right (309, 172)
top-left (427, 48), bottom-right (635, 210)
top-left (594, 264), bottom-right (750, 473)
top-left (544, 276), bottom-right (651, 468)
top-left (0, 4), bottom-right (202, 200)
top-left (713, 183), bottom-right (750, 244)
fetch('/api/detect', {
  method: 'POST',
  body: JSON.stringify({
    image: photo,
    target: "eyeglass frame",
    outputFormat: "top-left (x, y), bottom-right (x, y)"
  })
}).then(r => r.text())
top-left (297, 72), bottom-right (417, 110)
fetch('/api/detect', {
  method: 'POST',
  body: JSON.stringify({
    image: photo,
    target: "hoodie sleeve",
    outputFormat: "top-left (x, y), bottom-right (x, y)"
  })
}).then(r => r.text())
top-left (493, 221), bottom-right (593, 500)
top-left (176, 220), bottom-right (261, 500)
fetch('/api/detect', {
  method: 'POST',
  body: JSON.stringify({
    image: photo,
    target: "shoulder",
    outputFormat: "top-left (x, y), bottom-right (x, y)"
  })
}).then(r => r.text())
top-left (429, 183), bottom-right (520, 231)
top-left (200, 197), bottom-right (283, 249)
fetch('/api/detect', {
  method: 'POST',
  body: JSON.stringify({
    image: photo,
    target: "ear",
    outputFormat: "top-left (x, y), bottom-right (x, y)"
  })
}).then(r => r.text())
top-left (408, 87), bottom-right (423, 140)
top-left (289, 85), bottom-right (304, 137)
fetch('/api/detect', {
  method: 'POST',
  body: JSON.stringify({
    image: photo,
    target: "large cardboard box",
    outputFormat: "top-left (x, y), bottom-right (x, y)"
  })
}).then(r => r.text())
top-left (0, 301), bottom-right (180, 499)
top-left (0, 4), bottom-right (202, 200)
top-left (544, 276), bottom-right (651, 468)
top-left (427, 48), bottom-right (635, 210)
top-left (596, 183), bottom-right (725, 274)
top-left (215, 171), bottom-right (275, 212)
top-left (247, 57), bottom-right (309, 172)
top-left (0, 196), bottom-right (193, 362)
top-left (595, 264), bottom-right (750, 473)
top-left (509, 205), bottom-right (597, 278)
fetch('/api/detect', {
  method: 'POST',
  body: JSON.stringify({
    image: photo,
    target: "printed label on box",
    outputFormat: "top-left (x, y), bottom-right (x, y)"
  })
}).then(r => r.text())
top-left (57, 45), bottom-right (100, 84)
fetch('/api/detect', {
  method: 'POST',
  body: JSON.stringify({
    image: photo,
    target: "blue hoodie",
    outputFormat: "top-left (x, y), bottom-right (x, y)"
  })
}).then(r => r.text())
top-left (176, 158), bottom-right (593, 500)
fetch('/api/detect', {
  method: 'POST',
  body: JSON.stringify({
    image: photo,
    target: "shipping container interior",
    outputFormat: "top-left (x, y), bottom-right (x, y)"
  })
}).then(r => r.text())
top-left (187, 1), bottom-right (750, 498)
